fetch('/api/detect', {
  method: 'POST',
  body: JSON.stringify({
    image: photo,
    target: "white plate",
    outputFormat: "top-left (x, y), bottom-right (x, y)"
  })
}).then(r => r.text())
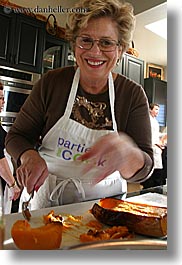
top-left (64, 239), bottom-right (167, 250)
top-left (126, 193), bottom-right (167, 207)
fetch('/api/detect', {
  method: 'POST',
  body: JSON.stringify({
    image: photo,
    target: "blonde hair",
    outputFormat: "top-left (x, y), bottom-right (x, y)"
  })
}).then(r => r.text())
top-left (66, 0), bottom-right (135, 52)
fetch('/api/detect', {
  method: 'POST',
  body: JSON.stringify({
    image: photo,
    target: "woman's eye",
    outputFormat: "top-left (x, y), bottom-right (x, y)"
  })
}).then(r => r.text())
top-left (101, 40), bottom-right (113, 46)
top-left (82, 38), bottom-right (92, 43)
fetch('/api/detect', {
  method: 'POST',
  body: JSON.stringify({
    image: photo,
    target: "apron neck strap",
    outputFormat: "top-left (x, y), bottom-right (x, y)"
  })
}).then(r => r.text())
top-left (64, 67), bottom-right (80, 119)
top-left (108, 72), bottom-right (117, 131)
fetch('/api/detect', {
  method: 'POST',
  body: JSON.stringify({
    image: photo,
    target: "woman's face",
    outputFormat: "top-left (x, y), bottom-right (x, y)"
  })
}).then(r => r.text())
top-left (74, 17), bottom-right (122, 81)
top-left (0, 89), bottom-right (5, 112)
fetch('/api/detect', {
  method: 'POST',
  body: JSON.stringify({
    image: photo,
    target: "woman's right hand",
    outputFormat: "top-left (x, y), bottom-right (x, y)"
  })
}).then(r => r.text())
top-left (16, 150), bottom-right (49, 194)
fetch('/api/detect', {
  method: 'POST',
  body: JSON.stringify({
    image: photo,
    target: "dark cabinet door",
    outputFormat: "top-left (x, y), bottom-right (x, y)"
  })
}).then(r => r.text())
top-left (0, 6), bottom-right (15, 65)
top-left (144, 78), bottom-right (167, 127)
top-left (14, 15), bottom-right (45, 73)
top-left (0, 7), bottom-right (45, 73)
top-left (123, 54), bottom-right (144, 87)
top-left (113, 53), bottom-right (144, 86)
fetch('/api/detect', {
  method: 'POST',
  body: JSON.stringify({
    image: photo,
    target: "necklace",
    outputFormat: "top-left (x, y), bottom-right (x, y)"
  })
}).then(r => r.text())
top-left (72, 95), bottom-right (112, 129)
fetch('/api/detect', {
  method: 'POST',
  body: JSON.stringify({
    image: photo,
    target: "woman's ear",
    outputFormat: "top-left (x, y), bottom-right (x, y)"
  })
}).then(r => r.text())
top-left (116, 49), bottom-right (124, 65)
top-left (118, 45), bottom-right (124, 58)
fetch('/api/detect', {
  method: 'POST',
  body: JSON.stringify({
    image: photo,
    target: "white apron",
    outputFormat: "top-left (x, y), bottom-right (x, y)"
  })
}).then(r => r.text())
top-left (19, 68), bottom-right (127, 210)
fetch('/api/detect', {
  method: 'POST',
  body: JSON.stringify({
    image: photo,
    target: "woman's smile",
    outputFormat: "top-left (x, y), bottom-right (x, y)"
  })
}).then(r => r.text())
top-left (86, 58), bottom-right (106, 67)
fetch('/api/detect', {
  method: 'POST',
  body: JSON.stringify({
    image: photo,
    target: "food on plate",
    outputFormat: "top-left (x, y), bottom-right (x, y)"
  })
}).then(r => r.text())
top-left (90, 198), bottom-right (167, 237)
top-left (85, 220), bottom-right (103, 230)
top-left (43, 210), bottom-right (63, 224)
top-left (11, 211), bottom-right (63, 250)
top-left (80, 225), bottom-right (134, 242)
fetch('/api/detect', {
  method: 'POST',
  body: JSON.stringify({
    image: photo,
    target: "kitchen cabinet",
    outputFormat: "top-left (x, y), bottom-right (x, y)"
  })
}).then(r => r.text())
top-left (113, 53), bottom-right (144, 86)
top-left (144, 77), bottom-right (167, 127)
top-left (123, 53), bottom-right (144, 87)
top-left (0, 6), bottom-right (45, 73)
top-left (42, 34), bottom-right (69, 73)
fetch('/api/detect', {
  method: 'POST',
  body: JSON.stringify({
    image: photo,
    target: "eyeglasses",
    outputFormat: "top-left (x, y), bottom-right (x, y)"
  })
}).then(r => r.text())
top-left (75, 36), bottom-right (120, 52)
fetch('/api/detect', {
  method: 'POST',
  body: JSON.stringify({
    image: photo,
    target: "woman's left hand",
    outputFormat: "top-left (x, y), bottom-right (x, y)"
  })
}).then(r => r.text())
top-left (9, 182), bottom-right (21, 201)
top-left (78, 132), bottom-right (144, 184)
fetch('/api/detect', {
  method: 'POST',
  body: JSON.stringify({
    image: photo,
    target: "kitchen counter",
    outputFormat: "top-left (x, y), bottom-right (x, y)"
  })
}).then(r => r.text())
top-left (3, 185), bottom-right (167, 250)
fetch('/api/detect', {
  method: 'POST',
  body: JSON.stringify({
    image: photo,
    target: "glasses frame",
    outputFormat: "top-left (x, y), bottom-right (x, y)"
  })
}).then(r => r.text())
top-left (75, 36), bottom-right (120, 52)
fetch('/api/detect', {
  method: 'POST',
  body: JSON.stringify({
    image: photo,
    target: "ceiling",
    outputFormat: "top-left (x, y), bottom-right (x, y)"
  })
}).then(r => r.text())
top-left (125, 0), bottom-right (166, 15)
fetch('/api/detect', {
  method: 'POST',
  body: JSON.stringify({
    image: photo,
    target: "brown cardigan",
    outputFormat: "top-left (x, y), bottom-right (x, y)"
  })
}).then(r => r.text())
top-left (5, 66), bottom-right (153, 183)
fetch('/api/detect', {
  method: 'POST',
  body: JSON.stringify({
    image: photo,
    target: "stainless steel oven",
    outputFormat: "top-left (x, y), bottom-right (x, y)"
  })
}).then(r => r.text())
top-left (0, 66), bottom-right (40, 131)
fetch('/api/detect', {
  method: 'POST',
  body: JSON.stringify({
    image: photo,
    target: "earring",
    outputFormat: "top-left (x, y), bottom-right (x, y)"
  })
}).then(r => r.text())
top-left (116, 58), bottom-right (121, 66)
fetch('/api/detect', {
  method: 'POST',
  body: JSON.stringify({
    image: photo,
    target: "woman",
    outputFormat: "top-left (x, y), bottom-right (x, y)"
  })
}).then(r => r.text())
top-left (5, 0), bottom-right (153, 210)
top-left (0, 82), bottom-right (21, 208)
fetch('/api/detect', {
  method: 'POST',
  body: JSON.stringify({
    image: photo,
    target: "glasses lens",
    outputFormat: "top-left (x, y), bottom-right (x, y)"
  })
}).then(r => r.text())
top-left (76, 37), bottom-right (93, 50)
top-left (99, 39), bottom-right (117, 51)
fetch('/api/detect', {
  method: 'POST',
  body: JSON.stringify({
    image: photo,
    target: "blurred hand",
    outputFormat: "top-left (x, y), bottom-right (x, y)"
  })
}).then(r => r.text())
top-left (78, 132), bottom-right (144, 184)
top-left (16, 150), bottom-right (49, 194)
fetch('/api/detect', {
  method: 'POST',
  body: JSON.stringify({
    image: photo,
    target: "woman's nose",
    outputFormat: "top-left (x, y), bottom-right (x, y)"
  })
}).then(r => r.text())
top-left (90, 41), bottom-right (102, 53)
